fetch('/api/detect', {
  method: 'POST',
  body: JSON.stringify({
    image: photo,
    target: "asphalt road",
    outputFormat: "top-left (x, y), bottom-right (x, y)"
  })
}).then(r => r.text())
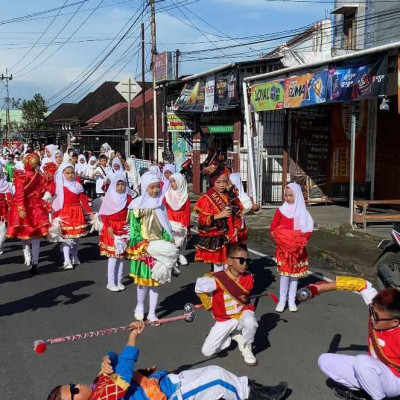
top-left (0, 235), bottom-right (368, 400)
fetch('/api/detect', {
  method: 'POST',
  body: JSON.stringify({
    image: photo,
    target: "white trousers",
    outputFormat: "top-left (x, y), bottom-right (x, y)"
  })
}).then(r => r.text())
top-left (22, 239), bottom-right (40, 264)
top-left (168, 365), bottom-right (249, 400)
top-left (278, 275), bottom-right (298, 307)
top-left (202, 310), bottom-right (258, 357)
top-left (319, 353), bottom-right (400, 400)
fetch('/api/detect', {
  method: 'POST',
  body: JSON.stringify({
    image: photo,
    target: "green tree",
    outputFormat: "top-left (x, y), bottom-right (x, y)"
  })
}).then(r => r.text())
top-left (21, 93), bottom-right (48, 130)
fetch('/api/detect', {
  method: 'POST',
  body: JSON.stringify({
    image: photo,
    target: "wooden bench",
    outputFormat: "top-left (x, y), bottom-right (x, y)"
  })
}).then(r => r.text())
top-left (353, 200), bottom-right (400, 230)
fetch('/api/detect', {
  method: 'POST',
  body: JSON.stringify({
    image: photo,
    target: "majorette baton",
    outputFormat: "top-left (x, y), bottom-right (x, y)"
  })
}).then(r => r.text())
top-left (34, 303), bottom-right (196, 355)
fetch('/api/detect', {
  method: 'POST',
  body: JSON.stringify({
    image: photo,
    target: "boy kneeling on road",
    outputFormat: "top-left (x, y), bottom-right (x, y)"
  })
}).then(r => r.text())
top-left (47, 319), bottom-right (287, 400)
top-left (195, 243), bottom-right (259, 366)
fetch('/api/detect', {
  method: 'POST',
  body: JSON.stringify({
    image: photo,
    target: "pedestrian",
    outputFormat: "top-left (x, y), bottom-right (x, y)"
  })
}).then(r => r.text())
top-left (163, 172), bottom-right (191, 275)
top-left (41, 145), bottom-right (60, 195)
top-left (126, 172), bottom-right (178, 323)
top-left (94, 154), bottom-right (110, 197)
top-left (270, 182), bottom-right (314, 313)
top-left (47, 318), bottom-right (288, 400)
top-left (5, 153), bottom-right (15, 182)
top-left (6, 153), bottom-right (50, 274)
top-left (99, 173), bottom-right (132, 292)
top-left (194, 162), bottom-right (243, 272)
top-left (75, 154), bottom-right (87, 179)
top-left (125, 157), bottom-right (140, 192)
top-left (228, 172), bottom-right (260, 243)
top-left (304, 276), bottom-right (400, 400)
top-left (54, 150), bottom-right (63, 168)
top-left (85, 155), bottom-right (97, 199)
top-left (195, 243), bottom-right (258, 366)
top-left (52, 162), bottom-right (95, 270)
top-left (0, 168), bottom-right (10, 254)
top-left (161, 163), bottom-right (175, 194)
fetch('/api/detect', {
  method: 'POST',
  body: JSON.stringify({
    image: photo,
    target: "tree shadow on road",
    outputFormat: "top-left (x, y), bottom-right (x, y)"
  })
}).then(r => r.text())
top-left (157, 283), bottom-right (199, 319)
top-left (0, 280), bottom-right (94, 317)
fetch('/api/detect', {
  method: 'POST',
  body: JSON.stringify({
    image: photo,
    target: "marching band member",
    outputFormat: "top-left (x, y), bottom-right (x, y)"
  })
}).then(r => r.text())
top-left (195, 243), bottom-right (258, 366)
top-left (99, 173), bottom-right (132, 292)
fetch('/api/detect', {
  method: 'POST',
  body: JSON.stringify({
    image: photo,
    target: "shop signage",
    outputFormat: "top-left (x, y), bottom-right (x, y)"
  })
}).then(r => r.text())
top-left (250, 80), bottom-right (284, 112)
top-left (201, 125), bottom-right (234, 134)
top-left (154, 52), bottom-right (173, 83)
top-left (284, 69), bottom-right (328, 108)
top-left (167, 112), bottom-right (195, 133)
top-left (327, 55), bottom-right (387, 102)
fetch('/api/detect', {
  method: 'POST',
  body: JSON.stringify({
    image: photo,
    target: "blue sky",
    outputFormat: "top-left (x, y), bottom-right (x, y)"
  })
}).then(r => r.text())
top-left (0, 0), bottom-right (333, 108)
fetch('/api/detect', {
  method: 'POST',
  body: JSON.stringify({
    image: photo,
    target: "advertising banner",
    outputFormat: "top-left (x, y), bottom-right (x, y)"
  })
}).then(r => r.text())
top-left (250, 80), bottom-right (284, 112)
top-left (284, 69), bottom-right (328, 108)
top-left (171, 131), bottom-right (192, 171)
top-left (154, 52), bottom-right (173, 83)
top-left (204, 76), bottom-right (216, 112)
top-left (167, 112), bottom-right (195, 133)
top-left (327, 55), bottom-right (387, 102)
top-left (215, 68), bottom-right (239, 109)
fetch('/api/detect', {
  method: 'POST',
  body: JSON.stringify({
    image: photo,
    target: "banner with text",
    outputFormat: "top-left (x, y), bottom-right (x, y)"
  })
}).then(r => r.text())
top-left (250, 80), bottom-right (284, 112)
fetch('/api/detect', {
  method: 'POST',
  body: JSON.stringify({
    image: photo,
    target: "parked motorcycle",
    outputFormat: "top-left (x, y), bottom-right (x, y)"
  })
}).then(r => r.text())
top-left (374, 222), bottom-right (400, 290)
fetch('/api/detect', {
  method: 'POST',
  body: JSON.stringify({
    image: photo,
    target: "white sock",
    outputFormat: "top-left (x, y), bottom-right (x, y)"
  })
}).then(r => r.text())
top-left (288, 278), bottom-right (298, 307)
top-left (148, 286), bottom-right (160, 320)
top-left (116, 259), bottom-right (124, 285)
top-left (107, 258), bottom-right (117, 286)
top-left (136, 285), bottom-right (148, 315)
top-left (62, 243), bottom-right (71, 265)
top-left (22, 240), bottom-right (31, 261)
top-left (279, 275), bottom-right (290, 305)
top-left (31, 239), bottom-right (40, 265)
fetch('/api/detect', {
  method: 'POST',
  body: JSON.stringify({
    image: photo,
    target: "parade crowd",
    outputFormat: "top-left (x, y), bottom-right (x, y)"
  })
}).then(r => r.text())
top-left (0, 142), bottom-right (399, 400)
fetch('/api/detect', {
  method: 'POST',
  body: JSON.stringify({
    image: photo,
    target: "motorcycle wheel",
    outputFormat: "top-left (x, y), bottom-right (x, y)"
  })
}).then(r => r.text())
top-left (375, 251), bottom-right (400, 290)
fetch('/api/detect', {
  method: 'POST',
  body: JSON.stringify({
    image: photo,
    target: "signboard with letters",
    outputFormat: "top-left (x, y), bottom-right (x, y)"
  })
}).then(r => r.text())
top-left (154, 52), bottom-right (173, 83)
top-left (250, 80), bottom-right (285, 112)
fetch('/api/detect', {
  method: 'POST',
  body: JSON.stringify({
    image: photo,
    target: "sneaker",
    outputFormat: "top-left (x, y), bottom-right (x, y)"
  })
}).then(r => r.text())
top-left (275, 303), bottom-right (285, 313)
top-left (249, 380), bottom-right (288, 400)
top-left (241, 343), bottom-right (258, 366)
top-left (72, 257), bottom-right (81, 266)
top-left (134, 311), bottom-right (144, 321)
top-left (117, 283), bottom-right (126, 291)
top-left (106, 284), bottom-right (120, 292)
top-left (231, 333), bottom-right (245, 353)
top-left (288, 304), bottom-right (298, 312)
top-left (179, 254), bottom-right (188, 266)
top-left (333, 386), bottom-right (371, 400)
top-left (61, 263), bottom-right (74, 270)
top-left (146, 315), bottom-right (160, 326)
top-left (172, 265), bottom-right (181, 276)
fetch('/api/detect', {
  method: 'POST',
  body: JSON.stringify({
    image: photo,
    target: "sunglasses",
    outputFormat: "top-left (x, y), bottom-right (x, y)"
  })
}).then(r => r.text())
top-left (69, 384), bottom-right (79, 399)
top-left (368, 304), bottom-right (397, 323)
top-left (229, 256), bottom-right (251, 265)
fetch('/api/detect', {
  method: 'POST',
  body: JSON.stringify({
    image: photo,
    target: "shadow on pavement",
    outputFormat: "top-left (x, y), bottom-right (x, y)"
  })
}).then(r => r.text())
top-left (253, 313), bottom-right (284, 356)
top-left (0, 280), bottom-right (94, 317)
top-left (169, 351), bottom-right (230, 374)
top-left (327, 334), bottom-right (368, 353)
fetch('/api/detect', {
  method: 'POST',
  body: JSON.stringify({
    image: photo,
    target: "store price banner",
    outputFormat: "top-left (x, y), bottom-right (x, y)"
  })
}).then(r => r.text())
top-left (284, 69), bottom-right (328, 108)
top-left (327, 55), bottom-right (387, 102)
top-left (250, 80), bottom-right (284, 112)
top-left (167, 112), bottom-right (195, 133)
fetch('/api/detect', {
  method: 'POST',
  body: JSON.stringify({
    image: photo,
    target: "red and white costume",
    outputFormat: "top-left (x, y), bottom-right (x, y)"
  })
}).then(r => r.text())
top-left (163, 172), bottom-right (190, 266)
top-left (0, 169), bottom-right (10, 253)
top-left (52, 162), bottom-right (93, 269)
top-left (319, 284), bottom-right (400, 400)
top-left (271, 182), bottom-right (314, 311)
top-left (195, 269), bottom-right (258, 358)
top-left (99, 172), bottom-right (131, 291)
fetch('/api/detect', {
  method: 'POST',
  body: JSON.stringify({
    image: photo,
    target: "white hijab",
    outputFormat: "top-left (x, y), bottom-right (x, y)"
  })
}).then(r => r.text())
top-left (128, 172), bottom-right (172, 236)
top-left (99, 172), bottom-right (128, 216)
top-left (161, 164), bottom-right (175, 194)
top-left (126, 157), bottom-right (139, 189)
top-left (229, 172), bottom-right (253, 213)
top-left (0, 168), bottom-right (10, 194)
top-left (149, 165), bottom-right (162, 180)
top-left (165, 172), bottom-right (188, 211)
top-left (279, 182), bottom-right (314, 233)
top-left (75, 155), bottom-right (87, 175)
top-left (86, 156), bottom-right (97, 174)
top-left (52, 162), bottom-right (84, 212)
top-left (111, 157), bottom-right (123, 172)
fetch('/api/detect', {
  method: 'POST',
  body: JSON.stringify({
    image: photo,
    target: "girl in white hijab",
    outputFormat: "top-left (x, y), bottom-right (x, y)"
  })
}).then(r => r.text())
top-left (126, 172), bottom-right (178, 323)
top-left (0, 168), bottom-right (10, 254)
top-left (85, 156), bottom-right (97, 198)
top-left (99, 172), bottom-right (131, 292)
top-left (75, 154), bottom-right (88, 177)
top-left (164, 173), bottom-right (190, 270)
top-left (125, 157), bottom-right (140, 192)
top-left (52, 163), bottom-right (94, 270)
top-left (270, 182), bottom-right (314, 313)
top-left (161, 163), bottom-right (175, 195)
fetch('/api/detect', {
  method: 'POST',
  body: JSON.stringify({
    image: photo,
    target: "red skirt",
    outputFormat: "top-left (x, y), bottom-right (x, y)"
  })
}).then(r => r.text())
top-left (59, 204), bottom-right (88, 239)
top-left (99, 219), bottom-right (126, 258)
top-left (275, 247), bottom-right (309, 277)
top-left (7, 200), bottom-right (50, 240)
top-left (195, 234), bottom-right (228, 265)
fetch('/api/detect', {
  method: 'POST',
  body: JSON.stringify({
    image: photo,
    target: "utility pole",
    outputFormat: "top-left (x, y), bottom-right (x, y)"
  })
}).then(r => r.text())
top-left (1, 69), bottom-right (13, 144)
top-left (150, 0), bottom-right (158, 162)
top-left (175, 49), bottom-right (180, 80)
top-left (141, 23), bottom-right (146, 160)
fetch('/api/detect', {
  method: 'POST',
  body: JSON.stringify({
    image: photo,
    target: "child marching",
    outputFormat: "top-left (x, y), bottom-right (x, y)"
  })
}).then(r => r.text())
top-left (163, 172), bottom-right (191, 275)
top-left (126, 172), bottom-right (178, 323)
top-left (52, 163), bottom-right (95, 270)
top-left (99, 172), bottom-right (132, 292)
top-left (270, 182), bottom-right (314, 313)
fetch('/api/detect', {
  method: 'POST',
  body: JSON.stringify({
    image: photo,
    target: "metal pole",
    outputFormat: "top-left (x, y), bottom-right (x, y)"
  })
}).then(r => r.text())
top-left (150, 0), bottom-right (158, 162)
top-left (127, 77), bottom-right (131, 158)
top-left (163, 85), bottom-right (167, 152)
top-left (175, 49), bottom-right (180, 80)
top-left (141, 23), bottom-right (146, 159)
top-left (242, 81), bottom-right (257, 201)
top-left (349, 102), bottom-right (357, 225)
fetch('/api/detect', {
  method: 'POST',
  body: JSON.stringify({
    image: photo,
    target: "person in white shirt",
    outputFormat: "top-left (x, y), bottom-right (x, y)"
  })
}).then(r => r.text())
top-left (94, 155), bottom-right (110, 197)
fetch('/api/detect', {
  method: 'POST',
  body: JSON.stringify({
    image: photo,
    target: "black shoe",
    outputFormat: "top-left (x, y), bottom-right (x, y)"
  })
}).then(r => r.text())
top-left (333, 386), bottom-right (371, 400)
top-left (29, 264), bottom-right (39, 275)
top-left (249, 380), bottom-right (288, 400)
